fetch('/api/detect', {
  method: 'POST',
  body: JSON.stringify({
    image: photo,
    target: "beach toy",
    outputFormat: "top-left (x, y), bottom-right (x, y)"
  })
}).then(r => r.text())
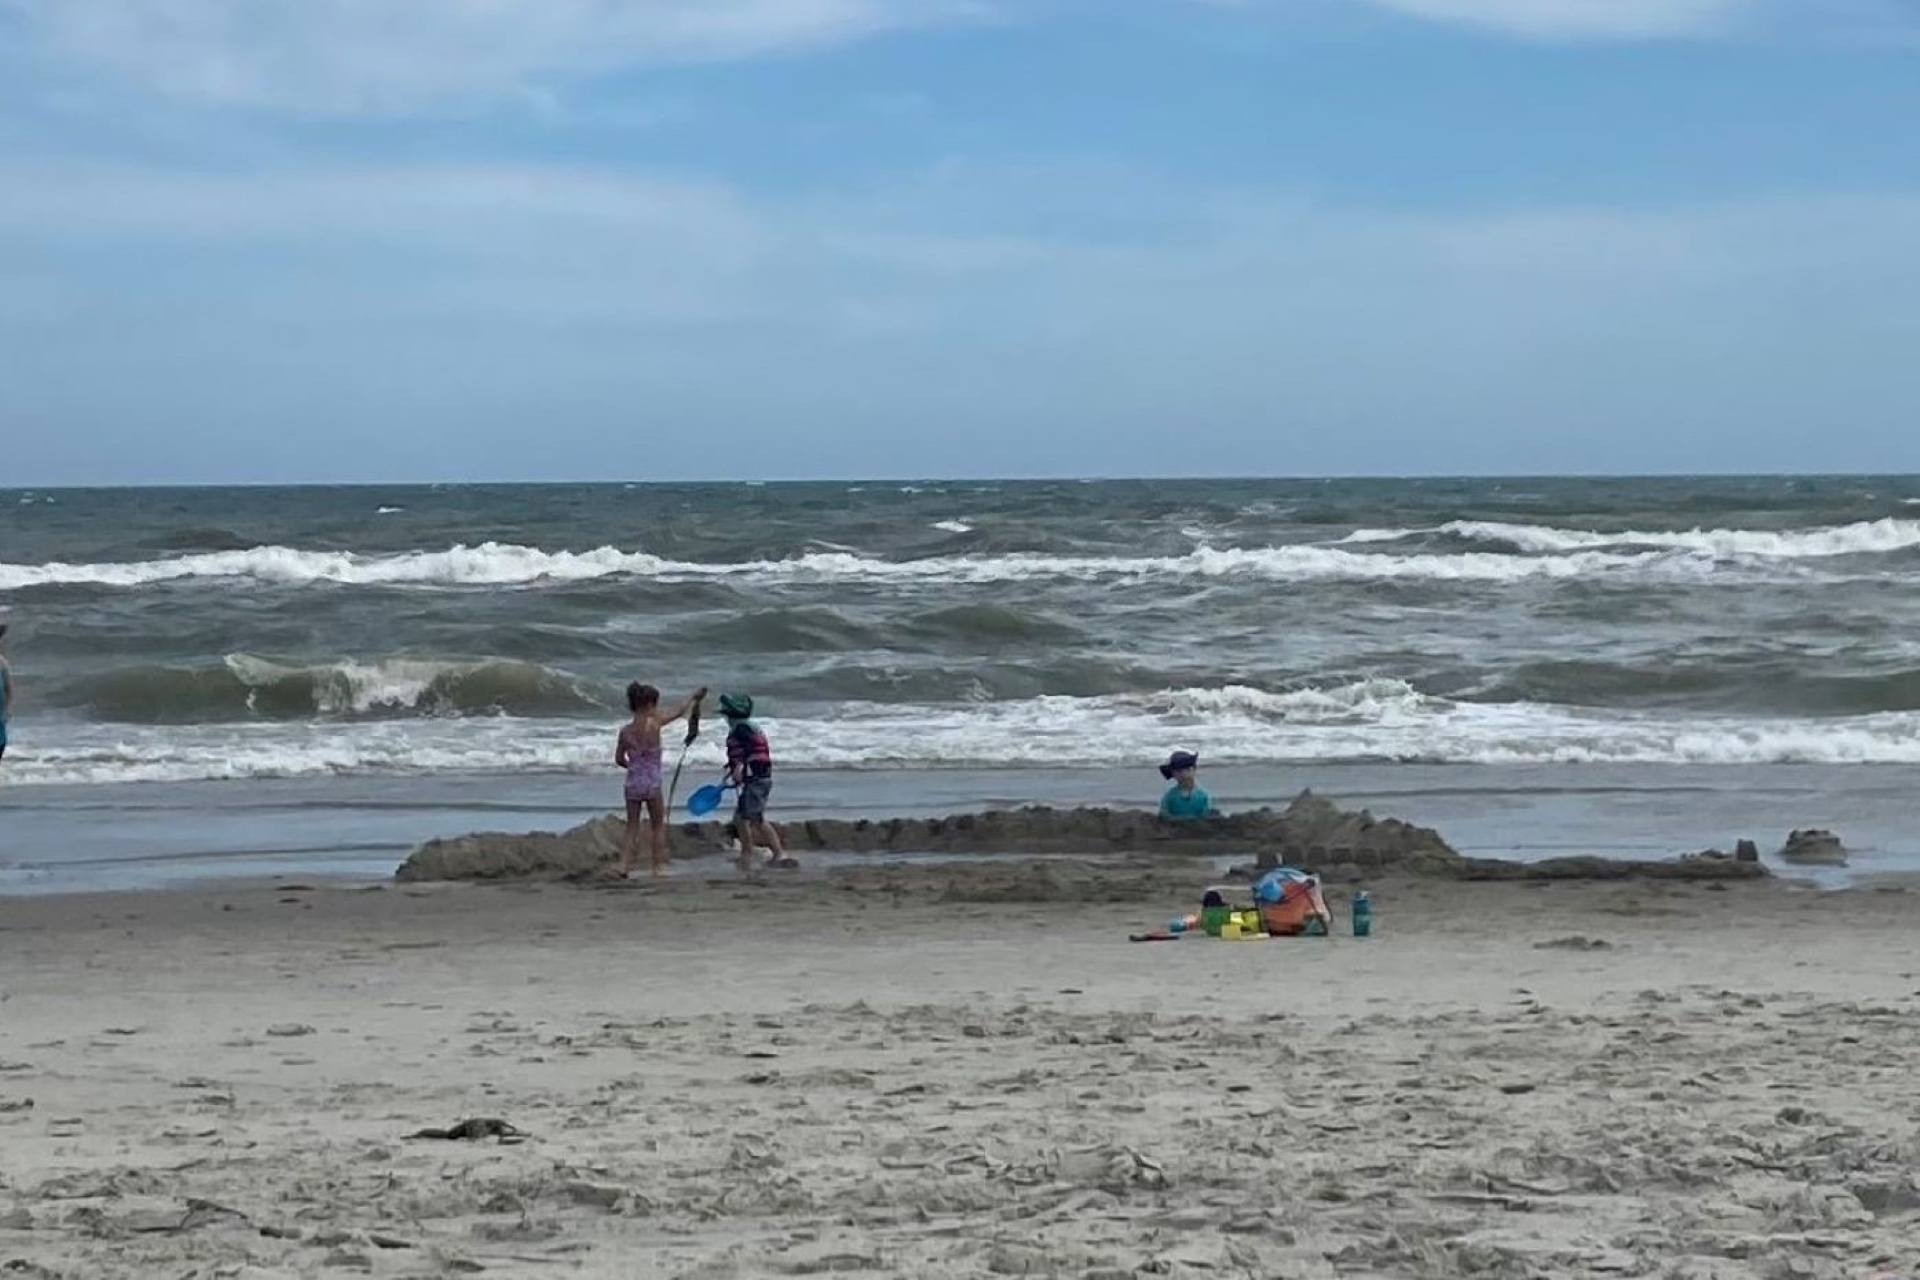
top-left (1220, 922), bottom-right (1242, 941)
top-left (1201, 905), bottom-right (1231, 937)
top-left (686, 780), bottom-right (733, 817)
top-left (1352, 891), bottom-right (1373, 937)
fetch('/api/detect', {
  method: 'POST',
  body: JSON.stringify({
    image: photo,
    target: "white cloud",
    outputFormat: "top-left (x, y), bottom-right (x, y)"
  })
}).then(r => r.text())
top-left (5, 154), bottom-right (1917, 348)
top-left (1358, 0), bottom-right (1750, 40)
top-left (4, 156), bottom-right (1919, 478)
top-left (6, 155), bottom-right (1918, 293)
top-left (0, 0), bottom-right (974, 114)
top-left (3, 0), bottom-right (1908, 120)
top-left (1347, 0), bottom-right (1920, 41)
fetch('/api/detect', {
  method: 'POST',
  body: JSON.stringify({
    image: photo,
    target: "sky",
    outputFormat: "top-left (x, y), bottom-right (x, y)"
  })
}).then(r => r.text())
top-left (3, 0), bottom-right (1920, 484)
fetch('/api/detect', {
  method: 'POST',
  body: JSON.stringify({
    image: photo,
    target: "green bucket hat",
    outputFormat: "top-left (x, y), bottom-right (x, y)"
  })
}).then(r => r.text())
top-left (718, 693), bottom-right (754, 719)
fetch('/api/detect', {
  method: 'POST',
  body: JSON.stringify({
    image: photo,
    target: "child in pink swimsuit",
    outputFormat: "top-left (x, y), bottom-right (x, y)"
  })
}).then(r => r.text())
top-left (614, 682), bottom-right (706, 879)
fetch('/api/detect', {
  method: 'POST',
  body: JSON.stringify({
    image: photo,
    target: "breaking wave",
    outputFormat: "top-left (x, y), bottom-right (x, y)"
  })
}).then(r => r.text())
top-left (62, 656), bottom-right (608, 723)
top-left (11, 681), bottom-right (1920, 785)
top-left (1343, 517), bottom-right (1920, 559)
top-left (0, 539), bottom-right (1736, 591)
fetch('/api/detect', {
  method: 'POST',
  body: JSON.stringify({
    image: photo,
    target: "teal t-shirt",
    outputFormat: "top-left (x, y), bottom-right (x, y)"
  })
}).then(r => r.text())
top-left (1159, 784), bottom-right (1212, 819)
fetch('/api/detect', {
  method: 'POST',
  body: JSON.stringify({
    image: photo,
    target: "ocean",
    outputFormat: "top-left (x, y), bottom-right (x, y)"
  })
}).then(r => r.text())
top-left (4, 476), bottom-right (1918, 890)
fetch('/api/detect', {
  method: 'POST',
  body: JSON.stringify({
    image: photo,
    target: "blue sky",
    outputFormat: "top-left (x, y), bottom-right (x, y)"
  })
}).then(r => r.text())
top-left (3, 0), bottom-right (1919, 484)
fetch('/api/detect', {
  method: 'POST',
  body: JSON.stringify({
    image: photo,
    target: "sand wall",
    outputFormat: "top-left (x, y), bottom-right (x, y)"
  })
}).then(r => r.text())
top-left (395, 792), bottom-right (1767, 884)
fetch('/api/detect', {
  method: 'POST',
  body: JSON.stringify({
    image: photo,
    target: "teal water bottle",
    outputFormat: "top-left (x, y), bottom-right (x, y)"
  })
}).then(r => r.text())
top-left (1352, 891), bottom-right (1373, 938)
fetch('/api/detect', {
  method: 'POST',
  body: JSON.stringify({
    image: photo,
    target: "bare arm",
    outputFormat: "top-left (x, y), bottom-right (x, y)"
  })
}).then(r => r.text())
top-left (614, 726), bottom-right (631, 769)
top-left (660, 686), bottom-right (708, 728)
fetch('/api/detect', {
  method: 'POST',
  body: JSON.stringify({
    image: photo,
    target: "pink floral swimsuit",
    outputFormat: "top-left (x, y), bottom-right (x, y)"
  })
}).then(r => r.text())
top-left (623, 739), bottom-right (663, 802)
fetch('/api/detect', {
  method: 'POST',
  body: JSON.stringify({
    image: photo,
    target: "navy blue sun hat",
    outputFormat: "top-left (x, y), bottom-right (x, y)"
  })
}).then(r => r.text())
top-left (1159, 750), bottom-right (1200, 780)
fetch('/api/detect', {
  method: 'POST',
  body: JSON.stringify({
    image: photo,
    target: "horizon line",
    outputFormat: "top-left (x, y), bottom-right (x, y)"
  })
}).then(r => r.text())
top-left (8, 470), bottom-right (1920, 493)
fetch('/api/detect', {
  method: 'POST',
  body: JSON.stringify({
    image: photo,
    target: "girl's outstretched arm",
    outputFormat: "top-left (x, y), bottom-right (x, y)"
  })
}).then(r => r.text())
top-left (661, 686), bottom-right (709, 727)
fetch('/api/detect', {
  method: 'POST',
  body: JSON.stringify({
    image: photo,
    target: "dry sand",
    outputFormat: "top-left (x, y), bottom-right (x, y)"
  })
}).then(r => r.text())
top-left (2, 859), bottom-right (1917, 1279)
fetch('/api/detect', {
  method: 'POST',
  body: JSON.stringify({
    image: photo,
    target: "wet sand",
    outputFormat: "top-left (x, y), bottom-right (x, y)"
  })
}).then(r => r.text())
top-left (2, 862), bottom-right (1918, 1278)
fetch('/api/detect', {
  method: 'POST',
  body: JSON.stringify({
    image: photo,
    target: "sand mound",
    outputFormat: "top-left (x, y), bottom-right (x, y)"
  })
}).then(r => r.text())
top-left (395, 791), bottom-right (1769, 885)
top-left (1780, 828), bottom-right (1848, 866)
top-left (1455, 851), bottom-right (1765, 882)
top-left (396, 791), bottom-right (1464, 883)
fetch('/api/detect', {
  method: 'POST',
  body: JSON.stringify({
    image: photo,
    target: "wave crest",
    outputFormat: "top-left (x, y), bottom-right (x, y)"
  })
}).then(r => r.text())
top-left (0, 538), bottom-right (1721, 591)
top-left (12, 682), bottom-right (1920, 785)
top-left (67, 655), bottom-right (608, 723)
top-left (1343, 517), bottom-right (1920, 559)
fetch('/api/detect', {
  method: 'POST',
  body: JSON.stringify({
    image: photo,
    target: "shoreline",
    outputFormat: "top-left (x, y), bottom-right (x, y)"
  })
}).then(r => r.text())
top-left (8, 760), bottom-right (1912, 895)
top-left (0, 852), bottom-right (1881, 910)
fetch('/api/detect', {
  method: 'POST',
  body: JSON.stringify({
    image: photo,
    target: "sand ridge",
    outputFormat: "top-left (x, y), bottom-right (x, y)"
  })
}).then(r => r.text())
top-left (396, 793), bottom-right (1770, 887)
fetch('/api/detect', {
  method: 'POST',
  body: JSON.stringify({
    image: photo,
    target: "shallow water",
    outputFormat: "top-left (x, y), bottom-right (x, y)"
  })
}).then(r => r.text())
top-left (3, 762), bottom-right (1909, 894)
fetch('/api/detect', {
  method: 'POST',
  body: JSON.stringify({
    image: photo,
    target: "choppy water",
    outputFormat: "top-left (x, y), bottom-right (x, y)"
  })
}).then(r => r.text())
top-left (4, 476), bottom-right (1920, 789)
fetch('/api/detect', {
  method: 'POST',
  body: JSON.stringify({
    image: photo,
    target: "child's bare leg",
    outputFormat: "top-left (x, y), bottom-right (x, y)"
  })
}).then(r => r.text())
top-left (755, 820), bottom-right (789, 863)
top-left (645, 796), bottom-right (668, 877)
top-left (619, 798), bottom-right (642, 877)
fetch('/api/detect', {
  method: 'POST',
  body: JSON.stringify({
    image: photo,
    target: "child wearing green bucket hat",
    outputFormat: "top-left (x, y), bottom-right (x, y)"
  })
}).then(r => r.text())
top-left (719, 693), bottom-right (792, 874)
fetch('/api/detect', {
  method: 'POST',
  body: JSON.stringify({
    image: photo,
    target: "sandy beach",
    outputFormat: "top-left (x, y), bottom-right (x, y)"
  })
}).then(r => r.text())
top-left (3, 859), bottom-right (1917, 1279)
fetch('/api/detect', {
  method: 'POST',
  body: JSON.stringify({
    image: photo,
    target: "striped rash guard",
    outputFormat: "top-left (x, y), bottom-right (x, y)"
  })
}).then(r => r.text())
top-left (726, 720), bottom-right (772, 780)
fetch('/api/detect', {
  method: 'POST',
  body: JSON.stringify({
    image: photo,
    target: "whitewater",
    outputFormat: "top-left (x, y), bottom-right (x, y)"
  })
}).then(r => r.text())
top-left (1341, 516), bottom-right (1920, 559)
top-left (0, 530), bottom-right (1883, 592)
top-left (9, 681), bottom-right (1920, 788)
top-left (5, 476), bottom-right (1920, 793)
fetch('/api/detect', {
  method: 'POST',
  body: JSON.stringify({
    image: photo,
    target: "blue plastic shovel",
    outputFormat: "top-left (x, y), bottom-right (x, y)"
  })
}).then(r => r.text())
top-left (686, 779), bottom-right (734, 818)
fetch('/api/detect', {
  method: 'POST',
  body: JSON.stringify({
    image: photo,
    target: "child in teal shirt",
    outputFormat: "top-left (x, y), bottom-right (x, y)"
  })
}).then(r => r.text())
top-left (1157, 750), bottom-right (1214, 819)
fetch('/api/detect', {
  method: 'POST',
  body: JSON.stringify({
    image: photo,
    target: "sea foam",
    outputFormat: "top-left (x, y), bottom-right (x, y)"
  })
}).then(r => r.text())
top-left (0, 539), bottom-right (1732, 591)
top-left (1341, 517), bottom-right (1920, 559)
top-left (11, 682), bottom-right (1920, 786)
